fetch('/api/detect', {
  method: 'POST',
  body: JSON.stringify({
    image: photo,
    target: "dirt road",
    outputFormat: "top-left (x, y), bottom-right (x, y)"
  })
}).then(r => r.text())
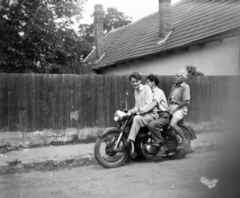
top-left (1, 146), bottom-right (240, 198)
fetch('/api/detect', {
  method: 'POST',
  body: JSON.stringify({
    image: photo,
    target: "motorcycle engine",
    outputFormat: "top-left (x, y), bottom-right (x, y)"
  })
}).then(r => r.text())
top-left (143, 142), bottom-right (159, 154)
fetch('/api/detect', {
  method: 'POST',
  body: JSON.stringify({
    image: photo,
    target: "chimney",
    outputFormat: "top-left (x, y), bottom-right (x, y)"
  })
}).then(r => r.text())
top-left (158, 0), bottom-right (172, 43)
top-left (94, 4), bottom-right (105, 59)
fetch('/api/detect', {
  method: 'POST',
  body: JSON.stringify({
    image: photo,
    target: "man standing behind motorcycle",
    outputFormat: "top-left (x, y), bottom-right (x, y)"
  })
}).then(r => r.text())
top-left (142, 74), bottom-right (170, 157)
top-left (169, 69), bottom-right (190, 150)
top-left (115, 72), bottom-right (159, 152)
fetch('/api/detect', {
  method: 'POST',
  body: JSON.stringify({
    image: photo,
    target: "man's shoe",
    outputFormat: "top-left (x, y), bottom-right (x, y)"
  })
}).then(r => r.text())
top-left (115, 140), bottom-right (131, 153)
top-left (176, 139), bottom-right (188, 150)
top-left (156, 144), bottom-right (167, 157)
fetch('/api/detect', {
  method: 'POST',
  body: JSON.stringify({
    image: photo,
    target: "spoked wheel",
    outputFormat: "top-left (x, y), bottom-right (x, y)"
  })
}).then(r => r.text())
top-left (175, 132), bottom-right (191, 159)
top-left (168, 128), bottom-right (192, 159)
top-left (94, 131), bottom-right (129, 168)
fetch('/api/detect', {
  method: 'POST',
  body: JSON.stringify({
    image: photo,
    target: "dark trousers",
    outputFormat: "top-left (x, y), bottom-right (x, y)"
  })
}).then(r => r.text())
top-left (147, 111), bottom-right (170, 144)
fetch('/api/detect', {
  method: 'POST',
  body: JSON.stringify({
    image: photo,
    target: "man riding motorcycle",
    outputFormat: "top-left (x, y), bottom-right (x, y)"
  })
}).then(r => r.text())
top-left (94, 71), bottom-right (196, 168)
top-left (144, 74), bottom-right (170, 158)
top-left (169, 69), bottom-right (191, 150)
top-left (115, 72), bottom-right (159, 153)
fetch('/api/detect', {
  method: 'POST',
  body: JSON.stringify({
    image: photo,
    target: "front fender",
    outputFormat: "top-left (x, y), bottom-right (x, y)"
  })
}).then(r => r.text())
top-left (97, 127), bottom-right (121, 138)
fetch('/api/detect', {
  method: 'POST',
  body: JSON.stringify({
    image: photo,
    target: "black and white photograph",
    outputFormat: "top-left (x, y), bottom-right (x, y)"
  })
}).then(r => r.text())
top-left (0, 0), bottom-right (240, 197)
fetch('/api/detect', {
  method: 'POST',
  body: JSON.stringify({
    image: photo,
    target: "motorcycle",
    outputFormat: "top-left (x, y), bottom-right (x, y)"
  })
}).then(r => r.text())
top-left (94, 110), bottom-right (197, 169)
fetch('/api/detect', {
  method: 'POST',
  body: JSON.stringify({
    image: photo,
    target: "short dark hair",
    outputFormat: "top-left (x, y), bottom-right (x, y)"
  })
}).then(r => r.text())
top-left (146, 74), bottom-right (159, 86)
top-left (129, 72), bottom-right (142, 81)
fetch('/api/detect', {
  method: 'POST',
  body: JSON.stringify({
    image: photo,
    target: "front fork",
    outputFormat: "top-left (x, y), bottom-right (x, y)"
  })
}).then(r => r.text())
top-left (113, 120), bottom-right (135, 155)
top-left (113, 120), bottom-right (128, 150)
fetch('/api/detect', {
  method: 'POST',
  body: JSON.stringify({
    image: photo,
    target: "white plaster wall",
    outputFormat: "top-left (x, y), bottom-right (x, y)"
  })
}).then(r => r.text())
top-left (103, 36), bottom-right (240, 76)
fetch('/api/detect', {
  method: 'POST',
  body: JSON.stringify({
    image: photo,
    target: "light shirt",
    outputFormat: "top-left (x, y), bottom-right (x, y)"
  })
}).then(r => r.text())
top-left (169, 82), bottom-right (190, 113)
top-left (169, 82), bottom-right (190, 105)
top-left (152, 87), bottom-right (169, 112)
top-left (134, 84), bottom-right (153, 111)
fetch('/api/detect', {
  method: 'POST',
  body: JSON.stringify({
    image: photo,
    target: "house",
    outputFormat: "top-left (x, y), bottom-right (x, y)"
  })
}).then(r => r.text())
top-left (84, 0), bottom-right (240, 76)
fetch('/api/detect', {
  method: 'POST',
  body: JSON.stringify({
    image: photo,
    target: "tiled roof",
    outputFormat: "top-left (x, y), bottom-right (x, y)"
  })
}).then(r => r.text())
top-left (85, 0), bottom-right (240, 71)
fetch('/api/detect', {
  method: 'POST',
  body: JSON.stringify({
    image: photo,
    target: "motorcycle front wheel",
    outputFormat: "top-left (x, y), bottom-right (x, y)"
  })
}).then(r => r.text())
top-left (94, 131), bottom-right (129, 168)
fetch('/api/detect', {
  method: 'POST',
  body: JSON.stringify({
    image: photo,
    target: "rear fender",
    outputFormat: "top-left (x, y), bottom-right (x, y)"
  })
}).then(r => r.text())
top-left (97, 127), bottom-right (121, 138)
top-left (178, 123), bottom-right (197, 140)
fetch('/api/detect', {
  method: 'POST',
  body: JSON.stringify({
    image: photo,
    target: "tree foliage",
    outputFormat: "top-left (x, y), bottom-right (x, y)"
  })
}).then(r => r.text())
top-left (79, 7), bottom-right (132, 48)
top-left (103, 7), bottom-right (132, 33)
top-left (185, 65), bottom-right (204, 76)
top-left (0, 0), bottom-right (89, 73)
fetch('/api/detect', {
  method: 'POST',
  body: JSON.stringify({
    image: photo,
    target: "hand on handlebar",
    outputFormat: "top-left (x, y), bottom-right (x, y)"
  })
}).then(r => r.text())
top-left (128, 109), bottom-right (138, 115)
top-left (138, 109), bottom-right (146, 115)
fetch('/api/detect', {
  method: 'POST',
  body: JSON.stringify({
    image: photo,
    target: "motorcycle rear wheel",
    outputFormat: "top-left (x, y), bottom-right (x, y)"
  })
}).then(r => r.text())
top-left (169, 129), bottom-right (192, 159)
top-left (176, 132), bottom-right (191, 158)
top-left (94, 131), bottom-right (129, 168)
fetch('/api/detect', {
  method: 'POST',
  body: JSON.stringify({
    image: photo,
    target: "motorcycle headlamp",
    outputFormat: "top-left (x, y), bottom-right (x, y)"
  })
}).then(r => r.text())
top-left (114, 110), bottom-right (128, 122)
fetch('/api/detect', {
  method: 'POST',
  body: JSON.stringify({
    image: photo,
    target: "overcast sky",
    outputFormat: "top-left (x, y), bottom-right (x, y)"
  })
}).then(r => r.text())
top-left (80, 0), bottom-right (181, 24)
